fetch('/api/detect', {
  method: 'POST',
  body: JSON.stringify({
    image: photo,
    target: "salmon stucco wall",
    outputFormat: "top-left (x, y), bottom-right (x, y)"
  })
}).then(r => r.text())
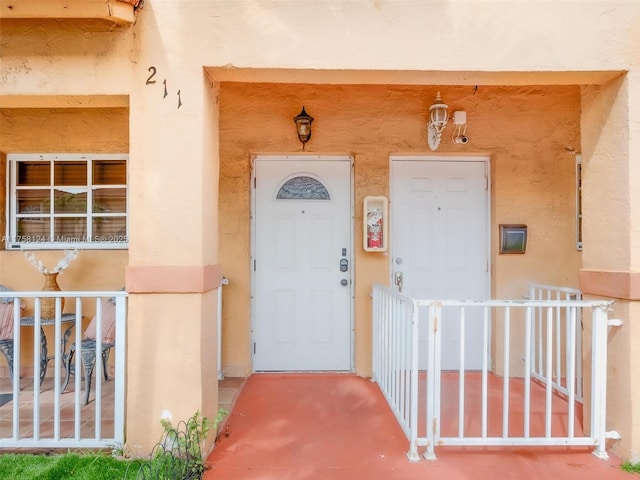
top-left (218, 82), bottom-right (582, 378)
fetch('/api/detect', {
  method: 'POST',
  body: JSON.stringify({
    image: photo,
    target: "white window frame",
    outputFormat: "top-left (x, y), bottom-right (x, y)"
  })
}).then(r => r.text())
top-left (6, 153), bottom-right (129, 250)
top-left (576, 154), bottom-right (582, 251)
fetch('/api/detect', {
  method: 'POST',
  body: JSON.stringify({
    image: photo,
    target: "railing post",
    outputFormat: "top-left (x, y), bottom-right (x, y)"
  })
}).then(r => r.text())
top-left (567, 306), bottom-right (577, 439)
top-left (524, 306), bottom-right (532, 438)
top-left (502, 307), bottom-right (511, 438)
top-left (590, 304), bottom-right (609, 459)
top-left (114, 295), bottom-right (127, 444)
top-left (423, 301), bottom-right (440, 461)
top-left (12, 299), bottom-right (21, 440)
top-left (406, 299), bottom-right (421, 462)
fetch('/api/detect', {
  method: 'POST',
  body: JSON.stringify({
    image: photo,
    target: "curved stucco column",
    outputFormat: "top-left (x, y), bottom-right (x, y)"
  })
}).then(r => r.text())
top-left (580, 73), bottom-right (640, 461)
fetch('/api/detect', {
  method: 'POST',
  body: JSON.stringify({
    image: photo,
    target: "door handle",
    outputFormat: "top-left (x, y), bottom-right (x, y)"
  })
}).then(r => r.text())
top-left (340, 279), bottom-right (349, 286)
top-left (394, 272), bottom-right (403, 293)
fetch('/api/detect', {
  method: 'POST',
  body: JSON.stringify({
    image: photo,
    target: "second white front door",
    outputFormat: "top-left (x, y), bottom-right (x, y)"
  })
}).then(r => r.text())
top-left (391, 157), bottom-right (489, 370)
top-left (253, 156), bottom-right (352, 371)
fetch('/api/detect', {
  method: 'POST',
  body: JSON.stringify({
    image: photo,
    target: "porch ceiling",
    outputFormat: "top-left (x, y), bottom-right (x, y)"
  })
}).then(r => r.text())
top-left (206, 67), bottom-right (624, 87)
top-left (0, 0), bottom-right (138, 24)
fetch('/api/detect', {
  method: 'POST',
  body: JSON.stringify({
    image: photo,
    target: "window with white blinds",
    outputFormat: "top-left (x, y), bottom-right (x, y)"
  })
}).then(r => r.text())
top-left (6, 154), bottom-right (128, 250)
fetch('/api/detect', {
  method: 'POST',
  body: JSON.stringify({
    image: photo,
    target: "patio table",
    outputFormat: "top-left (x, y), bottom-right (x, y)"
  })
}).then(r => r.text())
top-left (20, 313), bottom-right (76, 384)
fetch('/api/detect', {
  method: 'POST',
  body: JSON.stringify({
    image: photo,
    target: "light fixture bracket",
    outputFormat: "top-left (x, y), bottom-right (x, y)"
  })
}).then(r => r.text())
top-left (427, 124), bottom-right (440, 150)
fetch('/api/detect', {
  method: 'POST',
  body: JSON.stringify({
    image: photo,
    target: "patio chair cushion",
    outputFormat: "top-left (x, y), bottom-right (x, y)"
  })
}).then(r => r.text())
top-left (0, 303), bottom-right (15, 340)
top-left (84, 299), bottom-right (116, 344)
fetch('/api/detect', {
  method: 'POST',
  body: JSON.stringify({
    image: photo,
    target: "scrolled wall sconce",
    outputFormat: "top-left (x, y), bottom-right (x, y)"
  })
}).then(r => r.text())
top-left (427, 92), bottom-right (469, 150)
top-left (427, 92), bottom-right (449, 150)
top-left (293, 106), bottom-right (314, 150)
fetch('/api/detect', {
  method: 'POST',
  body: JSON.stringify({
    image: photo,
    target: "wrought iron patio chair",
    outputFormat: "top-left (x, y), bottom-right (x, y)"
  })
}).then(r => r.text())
top-left (62, 298), bottom-right (116, 405)
top-left (0, 287), bottom-right (28, 384)
top-left (0, 303), bottom-right (16, 383)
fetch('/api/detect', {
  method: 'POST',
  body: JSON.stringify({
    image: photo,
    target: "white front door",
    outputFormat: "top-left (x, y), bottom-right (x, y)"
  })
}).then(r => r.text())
top-left (391, 157), bottom-right (489, 370)
top-left (253, 156), bottom-right (352, 371)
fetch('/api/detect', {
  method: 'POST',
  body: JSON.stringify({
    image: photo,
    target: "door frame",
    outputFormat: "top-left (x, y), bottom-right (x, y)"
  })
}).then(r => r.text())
top-left (250, 154), bottom-right (355, 372)
top-left (389, 154), bottom-right (493, 368)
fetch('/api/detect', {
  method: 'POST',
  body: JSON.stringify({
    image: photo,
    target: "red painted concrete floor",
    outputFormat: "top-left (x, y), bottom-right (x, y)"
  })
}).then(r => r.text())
top-left (205, 373), bottom-right (632, 480)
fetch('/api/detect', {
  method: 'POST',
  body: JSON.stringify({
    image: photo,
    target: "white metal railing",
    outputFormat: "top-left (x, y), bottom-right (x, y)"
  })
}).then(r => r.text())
top-left (0, 291), bottom-right (126, 449)
top-left (371, 284), bottom-right (620, 462)
top-left (371, 285), bottom-right (420, 459)
top-left (218, 277), bottom-right (228, 380)
top-left (529, 284), bottom-right (583, 402)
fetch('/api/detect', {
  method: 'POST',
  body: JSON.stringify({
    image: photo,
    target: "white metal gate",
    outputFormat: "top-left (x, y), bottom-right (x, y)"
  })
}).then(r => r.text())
top-left (529, 283), bottom-right (584, 403)
top-left (371, 284), bottom-right (620, 461)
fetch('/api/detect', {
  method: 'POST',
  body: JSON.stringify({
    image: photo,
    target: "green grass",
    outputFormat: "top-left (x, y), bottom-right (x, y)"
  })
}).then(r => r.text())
top-left (0, 452), bottom-right (146, 480)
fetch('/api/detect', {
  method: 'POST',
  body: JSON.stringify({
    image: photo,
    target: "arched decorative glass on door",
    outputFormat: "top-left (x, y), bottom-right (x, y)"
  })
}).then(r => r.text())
top-left (276, 175), bottom-right (330, 200)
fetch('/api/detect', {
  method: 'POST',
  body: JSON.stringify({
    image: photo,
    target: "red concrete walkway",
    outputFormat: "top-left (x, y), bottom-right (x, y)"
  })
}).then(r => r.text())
top-left (205, 373), bottom-right (632, 480)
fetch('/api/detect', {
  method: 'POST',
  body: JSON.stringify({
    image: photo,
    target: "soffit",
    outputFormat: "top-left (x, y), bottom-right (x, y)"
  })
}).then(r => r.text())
top-left (206, 67), bottom-right (624, 87)
top-left (0, 0), bottom-right (139, 25)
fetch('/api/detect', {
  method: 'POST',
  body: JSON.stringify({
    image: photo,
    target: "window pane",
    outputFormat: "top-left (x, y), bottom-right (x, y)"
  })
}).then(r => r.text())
top-left (94, 188), bottom-right (127, 213)
top-left (93, 160), bottom-right (126, 185)
top-left (17, 162), bottom-right (50, 186)
top-left (54, 161), bottom-right (87, 186)
top-left (17, 190), bottom-right (50, 214)
top-left (53, 190), bottom-right (88, 214)
top-left (54, 217), bottom-right (87, 242)
top-left (92, 217), bottom-right (127, 243)
top-left (17, 218), bottom-right (50, 241)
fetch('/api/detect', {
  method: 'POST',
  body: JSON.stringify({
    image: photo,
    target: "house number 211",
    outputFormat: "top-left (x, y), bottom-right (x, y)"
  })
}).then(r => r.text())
top-left (146, 66), bottom-right (182, 109)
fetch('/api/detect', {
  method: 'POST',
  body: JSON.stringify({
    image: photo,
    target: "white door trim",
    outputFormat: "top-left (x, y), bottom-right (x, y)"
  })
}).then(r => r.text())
top-left (250, 154), bottom-right (355, 372)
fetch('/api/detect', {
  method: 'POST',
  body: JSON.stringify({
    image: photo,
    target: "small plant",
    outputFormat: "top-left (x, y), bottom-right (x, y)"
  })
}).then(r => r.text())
top-left (212, 407), bottom-right (230, 443)
top-left (131, 409), bottom-right (228, 480)
top-left (160, 410), bottom-right (209, 459)
top-left (622, 462), bottom-right (640, 474)
top-left (109, 441), bottom-right (137, 459)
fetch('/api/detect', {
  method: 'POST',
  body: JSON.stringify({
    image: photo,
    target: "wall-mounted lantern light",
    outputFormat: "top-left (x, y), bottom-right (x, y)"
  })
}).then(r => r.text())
top-left (293, 106), bottom-right (314, 150)
top-left (427, 92), bottom-right (449, 150)
top-left (427, 93), bottom-right (470, 150)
